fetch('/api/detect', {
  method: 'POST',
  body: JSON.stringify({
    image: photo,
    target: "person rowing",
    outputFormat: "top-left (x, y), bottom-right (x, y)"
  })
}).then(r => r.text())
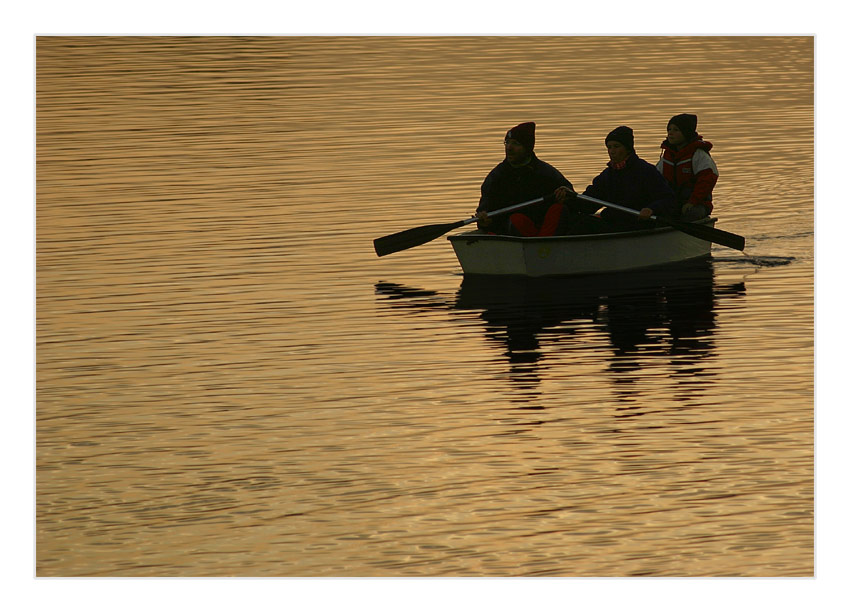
top-left (577, 125), bottom-right (677, 232)
top-left (373, 123), bottom-right (744, 257)
top-left (475, 122), bottom-right (574, 236)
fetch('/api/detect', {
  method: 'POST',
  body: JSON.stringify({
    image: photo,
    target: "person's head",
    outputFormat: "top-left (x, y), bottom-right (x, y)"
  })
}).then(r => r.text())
top-left (504, 122), bottom-right (535, 166)
top-left (666, 113), bottom-right (698, 146)
top-left (605, 126), bottom-right (634, 164)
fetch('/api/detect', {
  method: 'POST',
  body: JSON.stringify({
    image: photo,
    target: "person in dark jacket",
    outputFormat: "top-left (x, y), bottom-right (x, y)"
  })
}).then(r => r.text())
top-left (657, 113), bottom-right (718, 221)
top-left (581, 125), bottom-right (676, 231)
top-left (476, 122), bottom-right (573, 236)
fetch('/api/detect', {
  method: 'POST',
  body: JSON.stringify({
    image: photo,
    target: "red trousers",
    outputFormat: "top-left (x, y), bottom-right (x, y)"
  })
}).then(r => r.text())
top-left (508, 202), bottom-right (564, 237)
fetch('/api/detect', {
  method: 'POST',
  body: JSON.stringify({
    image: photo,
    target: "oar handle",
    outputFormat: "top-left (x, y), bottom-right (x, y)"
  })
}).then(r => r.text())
top-left (576, 192), bottom-right (659, 221)
top-left (468, 194), bottom-right (554, 225)
top-left (573, 190), bottom-right (745, 251)
top-left (373, 192), bottom-right (557, 257)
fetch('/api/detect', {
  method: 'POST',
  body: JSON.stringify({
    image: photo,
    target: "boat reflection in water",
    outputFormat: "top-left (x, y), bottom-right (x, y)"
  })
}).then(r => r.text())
top-left (375, 259), bottom-right (746, 405)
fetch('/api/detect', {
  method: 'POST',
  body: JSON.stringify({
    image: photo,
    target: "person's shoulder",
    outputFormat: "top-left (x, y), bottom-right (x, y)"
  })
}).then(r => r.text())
top-left (691, 146), bottom-right (719, 173)
top-left (690, 147), bottom-right (716, 167)
top-left (632, 155), bottom-right (658, 171)
top-left (533, 156), bottom-right (566, 177)
top-left (483, 159), bottom-right (509, 180)
top-left (632, 156), bottom-right (668, 183)
top-left (684, 137), bottom-right (713, 154)
top-left (694, 140), bottom-right (714, 155)
top-left (591, 164), bottom-right (611, 182)
top-left (530, 153), bottom-right (555, 170)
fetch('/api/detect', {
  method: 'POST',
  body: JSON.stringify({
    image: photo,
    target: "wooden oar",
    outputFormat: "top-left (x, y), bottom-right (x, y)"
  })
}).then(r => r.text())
top-left (576, 193), bottom-right (746, 251)
top-left (374, 195), bottom-right (553, 257)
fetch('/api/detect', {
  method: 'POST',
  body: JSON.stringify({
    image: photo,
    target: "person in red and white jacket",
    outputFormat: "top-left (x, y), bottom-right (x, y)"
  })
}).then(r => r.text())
top-left (657, 114), bottom-right (718, 221)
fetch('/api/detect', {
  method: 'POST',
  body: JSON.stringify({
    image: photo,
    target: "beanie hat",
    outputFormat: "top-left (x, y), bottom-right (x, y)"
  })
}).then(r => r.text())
top-left (505, 122), bottom-right (535, 151)
top-left (667, 113), bottom-right (698, 140)
top-left (605, 126), bottom-right (634, 152)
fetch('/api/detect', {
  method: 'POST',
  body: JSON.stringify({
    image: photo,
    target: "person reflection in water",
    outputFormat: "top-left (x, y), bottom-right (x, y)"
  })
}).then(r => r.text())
top-left (375, 261), bottom-right (746, 401)
top-left (657, 113), bottom-right (718, 221)
top-left (475, 122), bottom-right (574, 236)
top-left (575, 126), bottom-right (676, 233)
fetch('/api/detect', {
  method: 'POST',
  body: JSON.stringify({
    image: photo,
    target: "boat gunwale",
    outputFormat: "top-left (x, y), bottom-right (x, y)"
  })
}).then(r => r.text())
top-left (447, 217), bottom-right (717, 243)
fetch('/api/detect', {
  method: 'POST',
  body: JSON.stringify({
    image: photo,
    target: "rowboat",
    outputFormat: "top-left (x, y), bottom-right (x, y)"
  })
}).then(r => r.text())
top-left (374, 194), bottom-right (743, 268)
top-left (448, 218), bottom-right (717, 277)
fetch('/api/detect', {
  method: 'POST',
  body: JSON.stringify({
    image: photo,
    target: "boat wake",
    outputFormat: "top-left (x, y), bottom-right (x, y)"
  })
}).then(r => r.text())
top-left (714, 254), bottom-right (795, 269)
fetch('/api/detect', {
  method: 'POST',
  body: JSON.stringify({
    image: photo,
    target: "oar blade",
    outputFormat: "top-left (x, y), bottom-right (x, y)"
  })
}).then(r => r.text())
top-left (373, 195), bottom-right (548, 257)
top-left (665, 218), bottom-right (746, 251)
top-left (374, 220), bottom-right (465, 257)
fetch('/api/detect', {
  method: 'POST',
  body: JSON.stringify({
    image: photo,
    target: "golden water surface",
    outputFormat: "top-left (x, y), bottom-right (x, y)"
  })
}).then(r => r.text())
top-left (36, 36), bottom-right (813, 576)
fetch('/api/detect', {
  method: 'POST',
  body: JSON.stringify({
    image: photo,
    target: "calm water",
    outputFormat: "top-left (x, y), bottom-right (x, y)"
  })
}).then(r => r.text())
top-left (36, 36), bottom-right (813, 577)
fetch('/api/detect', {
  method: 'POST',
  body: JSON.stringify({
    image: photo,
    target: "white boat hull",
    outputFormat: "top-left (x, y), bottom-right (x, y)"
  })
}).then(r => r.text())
top-left (448, 219), bottom-right (716, 277)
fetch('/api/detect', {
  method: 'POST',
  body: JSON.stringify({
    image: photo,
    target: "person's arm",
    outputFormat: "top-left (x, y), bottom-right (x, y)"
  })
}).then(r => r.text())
top-left (476, 194), bottom-right (494, 229)
top-left (685, 149), bottom-right (718, 209)
top-left (579, 173), bottom-right (611, 216)
top-left (476, 169), bottom-right (499, 228)
top-left (582, 171), bottom-right (605, 199)
top-left (542, 164), bottom-right (573, 203)
top-left (553, 168), bottom-right (574, 194)
top-left (641, 165), bottom-right (676, 219)
top-left (552, 175), bottom-right (574, 204)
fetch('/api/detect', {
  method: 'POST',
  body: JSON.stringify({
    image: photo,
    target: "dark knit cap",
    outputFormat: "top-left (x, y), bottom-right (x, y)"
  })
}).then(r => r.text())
top-left (505, 122), bottom-right (536, 151)
top-left (668, 113), bottom-right (698, 140)
top-left (605, 125), bottom-right (634, 152)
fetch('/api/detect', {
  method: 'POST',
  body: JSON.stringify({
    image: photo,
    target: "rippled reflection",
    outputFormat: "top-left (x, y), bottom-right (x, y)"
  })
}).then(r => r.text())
top-left (377, 259), bottom-right (747, 397)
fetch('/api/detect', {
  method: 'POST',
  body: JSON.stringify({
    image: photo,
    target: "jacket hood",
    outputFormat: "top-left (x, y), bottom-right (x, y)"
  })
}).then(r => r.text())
top-left (660, 135), bottom-right (713, 153)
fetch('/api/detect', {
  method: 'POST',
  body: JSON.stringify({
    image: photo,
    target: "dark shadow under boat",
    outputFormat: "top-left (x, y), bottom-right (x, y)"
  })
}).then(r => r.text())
top-left (376, 259), bottom-right (747, 389)
top-left (455, 257), bottom-right (718, 309)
